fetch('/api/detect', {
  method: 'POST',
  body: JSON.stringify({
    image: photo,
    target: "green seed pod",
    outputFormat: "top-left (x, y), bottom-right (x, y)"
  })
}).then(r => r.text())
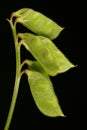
top-left (26, 69), bottom-right (64, 117)
top-left (13, 8), bottom-right (63, 40)
top-left (19, 33), bottom-right (74, 76)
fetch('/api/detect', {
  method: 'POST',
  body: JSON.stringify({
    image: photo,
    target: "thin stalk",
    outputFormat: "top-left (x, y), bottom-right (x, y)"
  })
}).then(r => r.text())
top-left (4, 20), bottom-right (21, 130)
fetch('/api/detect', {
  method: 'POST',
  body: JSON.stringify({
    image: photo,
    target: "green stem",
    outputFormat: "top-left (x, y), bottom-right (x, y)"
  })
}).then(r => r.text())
top-left (4, 20), bottom-right (21, 130)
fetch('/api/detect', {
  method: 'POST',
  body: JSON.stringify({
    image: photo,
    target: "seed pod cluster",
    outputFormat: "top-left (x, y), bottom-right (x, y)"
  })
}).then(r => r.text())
top-left (12, 8), bottom-right (75, 117)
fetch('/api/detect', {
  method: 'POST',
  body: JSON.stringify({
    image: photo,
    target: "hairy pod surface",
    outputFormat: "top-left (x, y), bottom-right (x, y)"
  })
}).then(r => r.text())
top-left (19, 33), bottom-right (74, 76)
top-left (26, 66), bottom-right (64, 117)
top-left (13, 8), bottom-right (63, 40)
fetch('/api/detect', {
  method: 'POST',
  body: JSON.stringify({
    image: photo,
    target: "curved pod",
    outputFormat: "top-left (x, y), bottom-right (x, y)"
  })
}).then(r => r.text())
top-left (26, 69), bottom-right (64, 117)
top-left (13, 8), bottom-right (63, 40)
top-left (19, 33), bottom-right (74, 76)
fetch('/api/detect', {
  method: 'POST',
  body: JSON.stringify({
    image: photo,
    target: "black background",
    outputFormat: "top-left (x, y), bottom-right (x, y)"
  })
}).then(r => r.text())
top-left (0, 0), bottom-right (85, 130)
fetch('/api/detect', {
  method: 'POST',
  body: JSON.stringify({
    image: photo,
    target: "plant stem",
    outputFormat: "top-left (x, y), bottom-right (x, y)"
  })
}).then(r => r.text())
top-left (4, 20), bottom-right (21, 130)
